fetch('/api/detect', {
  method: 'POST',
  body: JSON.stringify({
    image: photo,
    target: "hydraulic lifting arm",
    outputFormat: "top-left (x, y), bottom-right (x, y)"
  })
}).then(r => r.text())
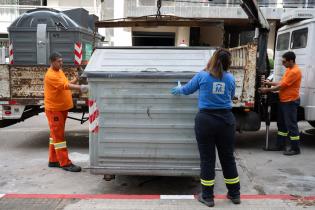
top-left (240, 0), bottom-right (272, 149)
top-left (240, 0), bottom-right (270, 75)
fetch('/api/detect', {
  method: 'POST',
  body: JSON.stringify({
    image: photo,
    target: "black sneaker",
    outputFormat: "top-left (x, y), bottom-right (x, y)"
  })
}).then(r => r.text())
top-left (283, 149), bottom-right (300, 156)
top-left (62, 164), bottom-right (82, 172)
top-left (48, 162), bottom-right (60, 168)
top-left (197, 193), bottom-right (215, 207)
top-left (227, 194), bottom-right (241, 204)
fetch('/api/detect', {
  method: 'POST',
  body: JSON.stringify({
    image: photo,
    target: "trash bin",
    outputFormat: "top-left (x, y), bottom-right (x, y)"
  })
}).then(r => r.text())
top-left (84, 47), bottom-right (215, 177)
top-left (8, 8), bottom-right (102, 65)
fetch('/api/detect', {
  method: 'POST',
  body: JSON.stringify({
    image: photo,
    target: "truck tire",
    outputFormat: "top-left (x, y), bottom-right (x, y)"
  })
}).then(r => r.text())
top-left (308, 121), bottom-right (315, 128)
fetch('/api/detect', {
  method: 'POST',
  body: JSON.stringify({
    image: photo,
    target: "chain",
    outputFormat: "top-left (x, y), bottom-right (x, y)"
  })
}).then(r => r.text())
top-left (156, 0), bottom-right (162, 18)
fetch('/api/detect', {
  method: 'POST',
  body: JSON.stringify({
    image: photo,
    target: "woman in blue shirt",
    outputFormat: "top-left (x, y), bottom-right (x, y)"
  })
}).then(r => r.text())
top-left (171, 48), bottom-right (240, 207)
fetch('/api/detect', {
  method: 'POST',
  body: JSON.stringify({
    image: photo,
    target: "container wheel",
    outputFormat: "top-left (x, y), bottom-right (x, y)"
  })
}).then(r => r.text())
top-left (103, 174), bottom-right (115, 181)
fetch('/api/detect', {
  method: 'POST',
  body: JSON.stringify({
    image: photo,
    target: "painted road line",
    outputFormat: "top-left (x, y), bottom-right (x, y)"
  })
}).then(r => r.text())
top-left (2, 194), bottom-right (315, 200)
top-left (160, 195), bottom-right (195, 200)
top-left (3, 194), bottom-right (160, 200)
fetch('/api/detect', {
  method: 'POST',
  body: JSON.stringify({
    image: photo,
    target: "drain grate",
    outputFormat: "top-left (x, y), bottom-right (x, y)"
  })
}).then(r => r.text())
top-left (0, 198), bottom-right (78, 210)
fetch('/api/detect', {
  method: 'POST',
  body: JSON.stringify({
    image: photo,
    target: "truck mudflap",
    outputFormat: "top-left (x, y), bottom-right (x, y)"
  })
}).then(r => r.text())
top-left (234, 110), bottom-right (261, 132)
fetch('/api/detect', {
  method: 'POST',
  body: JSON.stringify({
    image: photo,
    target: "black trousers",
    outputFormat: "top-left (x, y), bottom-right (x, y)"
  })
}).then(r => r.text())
top-left (194, 109), bottom-right (240, 198)
top-left (276, 99), bottom-right (300, 151)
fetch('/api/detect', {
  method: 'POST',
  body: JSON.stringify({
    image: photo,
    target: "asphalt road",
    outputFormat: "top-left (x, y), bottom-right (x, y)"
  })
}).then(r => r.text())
top-left (0, 113), bottom-right (314, 197)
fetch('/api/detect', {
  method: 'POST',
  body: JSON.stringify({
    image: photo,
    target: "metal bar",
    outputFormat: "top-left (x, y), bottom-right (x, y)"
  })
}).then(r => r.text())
top-left (94, 46), bottom-right (215, 50)
top-left (67, 115), bottom-right (89, 123)
top-left (84, 72), bottom-right (196, 79)
top-left (95, 20), bottom-right (222, 28)
top-left (85, 166), bottom-right (222, 171)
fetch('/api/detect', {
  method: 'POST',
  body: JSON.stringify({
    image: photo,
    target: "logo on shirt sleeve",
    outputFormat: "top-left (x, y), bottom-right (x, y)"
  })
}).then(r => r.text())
top-left (213, 82), bottom-right (225, 94)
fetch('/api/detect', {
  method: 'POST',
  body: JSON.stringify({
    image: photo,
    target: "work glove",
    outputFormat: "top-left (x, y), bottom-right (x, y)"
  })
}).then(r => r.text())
top-left (171, 81), bottom-right (182, 95)
top-left (80, 85), bottom-right (89, 93)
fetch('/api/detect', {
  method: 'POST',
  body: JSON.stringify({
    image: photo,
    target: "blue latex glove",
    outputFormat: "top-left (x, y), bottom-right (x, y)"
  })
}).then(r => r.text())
top-left (171, 86), bottom-right (182, 95)
top-left (171, 81), bottom-right (183, 95)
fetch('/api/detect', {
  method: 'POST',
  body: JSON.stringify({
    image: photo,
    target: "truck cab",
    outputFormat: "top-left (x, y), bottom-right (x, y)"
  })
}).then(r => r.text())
top-left (274, 10), bottom-right (315, 125)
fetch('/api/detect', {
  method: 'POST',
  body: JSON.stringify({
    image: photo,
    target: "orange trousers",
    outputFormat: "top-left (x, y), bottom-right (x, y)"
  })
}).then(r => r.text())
top-left (46, 110), bottom-right (72, 167)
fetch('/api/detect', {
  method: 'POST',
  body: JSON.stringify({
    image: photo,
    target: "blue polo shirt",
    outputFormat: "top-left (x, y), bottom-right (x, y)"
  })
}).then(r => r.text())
top-left (180, 70), bottom-right (235, 110)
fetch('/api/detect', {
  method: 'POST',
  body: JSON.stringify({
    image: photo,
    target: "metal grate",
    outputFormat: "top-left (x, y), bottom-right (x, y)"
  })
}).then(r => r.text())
top-left (0, 198), bottom-right (79, 210)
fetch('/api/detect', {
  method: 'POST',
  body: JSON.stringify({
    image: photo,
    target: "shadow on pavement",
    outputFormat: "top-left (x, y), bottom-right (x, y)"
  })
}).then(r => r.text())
top-left (95, 175), bottom-right (200, 195)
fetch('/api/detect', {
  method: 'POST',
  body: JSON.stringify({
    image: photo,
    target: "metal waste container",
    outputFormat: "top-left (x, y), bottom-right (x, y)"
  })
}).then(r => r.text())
top-left (85, 47), bottom-right (215, 177)
top-left (8, 8), bottom-right (102, 65)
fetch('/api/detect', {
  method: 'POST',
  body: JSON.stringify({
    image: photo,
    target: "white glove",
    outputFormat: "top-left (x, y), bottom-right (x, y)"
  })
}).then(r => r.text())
top-left (80, 85), bottom-right (89, 93)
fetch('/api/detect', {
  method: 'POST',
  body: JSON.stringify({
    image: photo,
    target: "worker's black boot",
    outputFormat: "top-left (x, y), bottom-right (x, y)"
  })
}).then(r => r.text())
top-left (62, 163), bottom-right (82, 172)
top-left (284, 139), bottom-right (301, 155)
top-left (197, 193), bottom-right (214, 207)
top-left (227, 194), bottom-right (241, 204)
top-left (283, 148), bottom-right (300, 156)
top-left (48, 162), bottom-right (60, 168)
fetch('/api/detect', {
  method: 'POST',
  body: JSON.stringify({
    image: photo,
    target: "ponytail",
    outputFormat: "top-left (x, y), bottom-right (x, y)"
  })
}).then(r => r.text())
top-left (205, 48), bottom-right (231, 79)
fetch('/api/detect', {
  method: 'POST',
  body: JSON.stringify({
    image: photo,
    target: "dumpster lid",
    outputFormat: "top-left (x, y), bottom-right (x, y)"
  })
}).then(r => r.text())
top-left (84, 47), bottom-right (215, 76)
top-left (9, 8), bottom-right (83, 30)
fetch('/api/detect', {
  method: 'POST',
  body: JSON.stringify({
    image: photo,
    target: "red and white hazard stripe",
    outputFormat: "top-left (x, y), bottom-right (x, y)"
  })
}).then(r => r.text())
top-left (9, 42), bottom-right (13, 64)
top-left (88, 99), bottom-right (99, 133)
top-left (74, 42), bottom-right (82, 65)
top-left (1, 194), bottom-right (315, 200)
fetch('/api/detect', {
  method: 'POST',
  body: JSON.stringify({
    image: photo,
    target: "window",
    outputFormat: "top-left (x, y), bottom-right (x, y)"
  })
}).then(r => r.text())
top-left (291, 28), bottom-right (308, 49)
top-left (132, 32), bottom-right (175, 46)
top-left (202, 0), bottom-right (210, 7)
top-left (276, 32), bottom-right (290, 51)
top-left (137, 0), bottom-right (155, 6)
top-left (137, 0), bottom-right (175, 7)
top-left (163, 0), bottom-right (175, 6)
top-left (18, 0), bottom-right (41, 5)
top-left (283, 0), bottom-right (305, 8)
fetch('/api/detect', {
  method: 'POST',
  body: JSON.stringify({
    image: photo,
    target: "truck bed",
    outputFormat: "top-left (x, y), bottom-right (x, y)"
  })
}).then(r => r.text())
top-left (0, 65), bottom-right (87, 106)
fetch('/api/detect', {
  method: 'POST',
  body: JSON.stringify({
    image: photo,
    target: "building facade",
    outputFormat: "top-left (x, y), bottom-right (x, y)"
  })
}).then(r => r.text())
top-left (101, 0), bottom-right (315, 56)
top-left (0, 0), bottom-right (102, 48)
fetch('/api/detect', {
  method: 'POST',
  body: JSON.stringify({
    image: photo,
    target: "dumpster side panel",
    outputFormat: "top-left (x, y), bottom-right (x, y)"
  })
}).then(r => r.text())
top-left (10, 32), bottom-right (37, 65)
top-left (49, 31), bottom-right (77, 64)
top-left (89, 77), bottom-right (200, 176)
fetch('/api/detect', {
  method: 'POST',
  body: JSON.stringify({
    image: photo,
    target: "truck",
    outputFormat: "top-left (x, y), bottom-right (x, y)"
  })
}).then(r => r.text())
top-left (0, 8), bottom-right (102, 128)
top-left (84, 0), bottom-right (273, 178)
top-left (274, 10), bottom-right (315, 127)
top-left (0, 1), bottom-right (269, 132)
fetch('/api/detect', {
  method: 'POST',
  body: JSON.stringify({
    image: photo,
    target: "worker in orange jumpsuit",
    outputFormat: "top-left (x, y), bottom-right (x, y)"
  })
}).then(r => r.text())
top-left (44, 52), bottom-right (89, 172)
top-left (260, 51), bottom-right (302, 156)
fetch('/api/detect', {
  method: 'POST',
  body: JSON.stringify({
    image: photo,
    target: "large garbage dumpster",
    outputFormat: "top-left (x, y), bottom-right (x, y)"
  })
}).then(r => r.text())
top-left (84, 47), bottom-right (215, 177)
top-left (8, 8), bottom-right (101, 65)
top-left (84, 45), bottom-right (258, 177)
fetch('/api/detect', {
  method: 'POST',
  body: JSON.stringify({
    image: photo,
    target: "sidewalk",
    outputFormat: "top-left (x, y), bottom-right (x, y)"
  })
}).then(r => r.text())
top-left (0, 194), bottom-right (315, 210)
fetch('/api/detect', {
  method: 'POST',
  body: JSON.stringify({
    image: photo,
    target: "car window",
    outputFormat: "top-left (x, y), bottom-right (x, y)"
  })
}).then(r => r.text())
top-left (291, 28), bottom-right (308, 49)
top-left (276, 32), bottom-right (290, 51)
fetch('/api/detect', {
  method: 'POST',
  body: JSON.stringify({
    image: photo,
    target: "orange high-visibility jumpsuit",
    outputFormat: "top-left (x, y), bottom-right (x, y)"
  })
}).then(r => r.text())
top-left (44, 67), bottom-right (73, 167)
